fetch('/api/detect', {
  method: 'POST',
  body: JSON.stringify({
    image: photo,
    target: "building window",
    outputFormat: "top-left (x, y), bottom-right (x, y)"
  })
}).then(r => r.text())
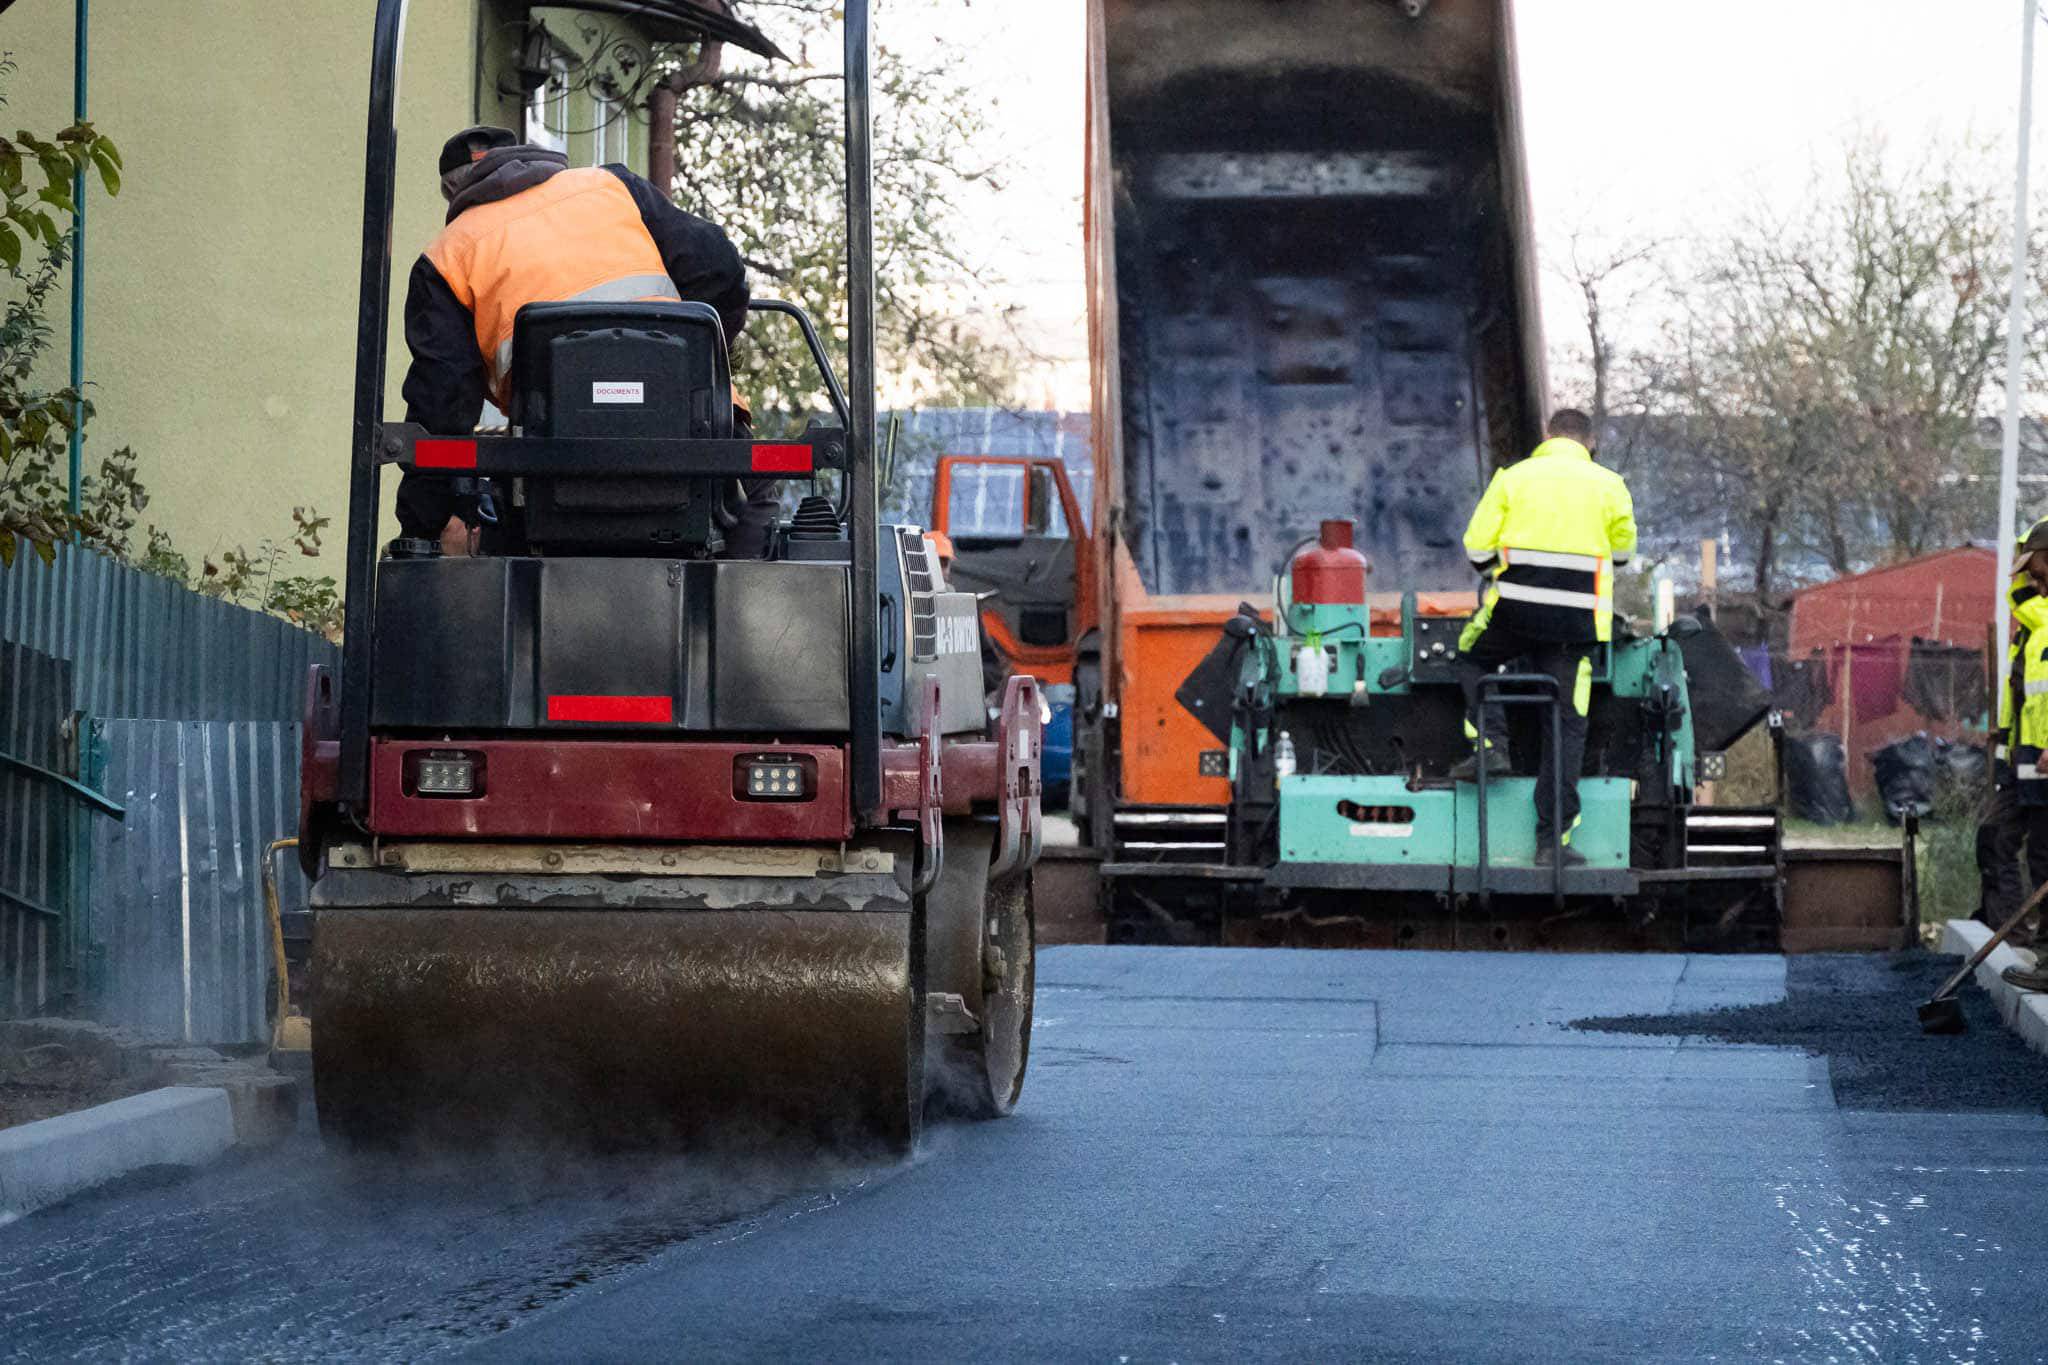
top-left (594, 94), bottom-right (629, 166)
top-left (524, 54), bottom-right (570, 153)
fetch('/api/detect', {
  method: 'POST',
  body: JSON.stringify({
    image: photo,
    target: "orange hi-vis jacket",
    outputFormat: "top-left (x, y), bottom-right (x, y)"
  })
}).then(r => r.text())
top-left (422, 166), bottom-right (683, 410)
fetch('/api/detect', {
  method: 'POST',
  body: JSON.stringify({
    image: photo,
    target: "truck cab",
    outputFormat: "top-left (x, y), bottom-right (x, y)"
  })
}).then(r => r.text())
top-left (932, 453), bottom-right (1098, 803)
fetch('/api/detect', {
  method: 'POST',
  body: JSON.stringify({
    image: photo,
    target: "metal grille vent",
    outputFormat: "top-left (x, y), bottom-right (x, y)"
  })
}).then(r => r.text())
top-left (897, 527), bottom-right (939, 661)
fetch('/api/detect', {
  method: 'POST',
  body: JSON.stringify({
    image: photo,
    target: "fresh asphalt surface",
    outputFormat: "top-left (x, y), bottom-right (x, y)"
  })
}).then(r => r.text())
top-left (6, 946), bottom-right (2048, 1362)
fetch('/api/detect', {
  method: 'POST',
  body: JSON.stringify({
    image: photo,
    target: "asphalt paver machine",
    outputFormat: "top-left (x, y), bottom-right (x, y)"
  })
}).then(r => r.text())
top-left (1161, 520), bottom-right (1780, 950)
top-left (298, 0), bottom-right (1043, 1151)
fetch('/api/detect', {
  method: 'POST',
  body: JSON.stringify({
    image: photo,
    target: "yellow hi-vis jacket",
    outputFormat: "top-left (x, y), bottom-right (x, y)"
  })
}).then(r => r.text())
top-left (1462, 437), bottom-right (1638, 643)
top-left (2006, 567), bottom-right (2048, 803)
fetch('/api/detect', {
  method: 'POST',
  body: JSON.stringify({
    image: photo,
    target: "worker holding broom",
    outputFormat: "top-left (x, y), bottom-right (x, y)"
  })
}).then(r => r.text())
top-left (1993, 520), bottom-right (2048, 991)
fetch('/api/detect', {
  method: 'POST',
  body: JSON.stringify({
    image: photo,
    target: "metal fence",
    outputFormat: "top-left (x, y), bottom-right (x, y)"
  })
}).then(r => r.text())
top-left (0, 642), bottom-right (92, 1016)
top-left (0, 546), bottom-right (329, 1030)
top-left (0, 541), bottom-right (337, 722)
top-left (89, 719), bottom-right (307, 1045)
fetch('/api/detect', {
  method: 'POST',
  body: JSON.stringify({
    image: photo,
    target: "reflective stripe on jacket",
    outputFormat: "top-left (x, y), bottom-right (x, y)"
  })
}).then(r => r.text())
top-left (423, 167), bottom-right (683, 409)
top-left (2008, 574), bottom-right (2048, 802)
top-left (1461, 437), bottom-right (1638, 643)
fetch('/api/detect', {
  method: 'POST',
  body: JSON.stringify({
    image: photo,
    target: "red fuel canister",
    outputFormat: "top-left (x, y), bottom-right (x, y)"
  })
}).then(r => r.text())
top-left (1291, 519), bottom-right (1369, 605)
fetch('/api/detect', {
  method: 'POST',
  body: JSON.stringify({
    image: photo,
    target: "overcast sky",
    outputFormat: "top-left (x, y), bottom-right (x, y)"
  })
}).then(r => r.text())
top-left (883, 0), bottom-right (2047, 409)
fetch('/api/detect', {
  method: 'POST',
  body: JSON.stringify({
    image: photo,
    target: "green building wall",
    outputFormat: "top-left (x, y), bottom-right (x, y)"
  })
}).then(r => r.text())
top-left (3, 0), bottom-right (649, 571)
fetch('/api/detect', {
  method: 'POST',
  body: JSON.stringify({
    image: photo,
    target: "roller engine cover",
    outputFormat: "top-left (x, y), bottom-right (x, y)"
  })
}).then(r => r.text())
top-left (369, 556), bottom-right (850, 733)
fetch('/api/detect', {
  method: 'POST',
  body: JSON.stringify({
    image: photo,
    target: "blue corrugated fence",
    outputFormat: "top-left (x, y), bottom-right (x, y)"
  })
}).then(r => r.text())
top-left (0, 541), bottom-right (337, 723)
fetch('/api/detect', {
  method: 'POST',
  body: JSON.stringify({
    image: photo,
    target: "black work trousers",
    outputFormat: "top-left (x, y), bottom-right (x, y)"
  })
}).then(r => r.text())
top-left (1456, 623), bottom-right (1594, 847)
top-left (1976, 772), bottom-right (2048, 943)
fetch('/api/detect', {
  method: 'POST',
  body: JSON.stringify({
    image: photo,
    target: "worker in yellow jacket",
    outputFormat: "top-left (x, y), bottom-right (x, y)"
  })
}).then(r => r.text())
top-left (1452, 409), bottom-right (1637, 867)
top-left (1997, 521), bottom-right (2048, 991)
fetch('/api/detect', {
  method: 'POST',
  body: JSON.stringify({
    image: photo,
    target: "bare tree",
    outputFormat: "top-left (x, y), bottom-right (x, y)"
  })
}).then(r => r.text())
top-left (1551, 228), bottom-right (1663, 463)
top-left (1641, 136), bottom-right (2048, 594)
top-left (646, 38), bottom-right (724, 197)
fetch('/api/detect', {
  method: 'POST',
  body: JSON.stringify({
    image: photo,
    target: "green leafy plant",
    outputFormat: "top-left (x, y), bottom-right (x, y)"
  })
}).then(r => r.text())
top-left (197, 505), bottom-right (342, 640)
top-left (0, 52), bottom-right (122, 568)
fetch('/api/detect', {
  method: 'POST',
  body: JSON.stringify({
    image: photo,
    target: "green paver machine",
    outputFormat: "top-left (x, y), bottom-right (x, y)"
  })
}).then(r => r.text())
top-left (1161, 520), bottom-right (1779, 950)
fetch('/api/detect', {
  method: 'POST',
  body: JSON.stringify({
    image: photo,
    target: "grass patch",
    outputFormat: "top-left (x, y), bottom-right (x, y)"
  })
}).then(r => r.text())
top-left (1917, 782), bottom-right (1982, 934)
top-left (1782, 818), bottom-right (1894, 848)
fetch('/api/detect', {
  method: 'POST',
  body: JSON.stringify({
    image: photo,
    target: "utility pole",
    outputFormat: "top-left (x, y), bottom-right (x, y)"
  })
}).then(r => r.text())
top-left (1995, 0), bottom-right (2038, 669)
top-left (66, 0), bottom-right (88, 529)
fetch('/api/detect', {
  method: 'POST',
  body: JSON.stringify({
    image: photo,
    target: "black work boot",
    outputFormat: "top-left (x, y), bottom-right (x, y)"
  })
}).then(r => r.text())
top-left (1448, 750), bottom-right (1510, 782)
top-left (1534, 842), bottom-right (1587, 869)
top-left (2001, 960), bottom-right (2048, 991)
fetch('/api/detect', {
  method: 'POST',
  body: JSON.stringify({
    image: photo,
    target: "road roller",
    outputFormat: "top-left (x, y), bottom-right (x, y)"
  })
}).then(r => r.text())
top-left (295, 0), bottom-right (1043, 1152)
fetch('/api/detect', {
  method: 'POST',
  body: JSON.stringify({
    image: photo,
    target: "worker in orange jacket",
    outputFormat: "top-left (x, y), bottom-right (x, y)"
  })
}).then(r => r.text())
top-left (396, 125), bottom-right (776, 556)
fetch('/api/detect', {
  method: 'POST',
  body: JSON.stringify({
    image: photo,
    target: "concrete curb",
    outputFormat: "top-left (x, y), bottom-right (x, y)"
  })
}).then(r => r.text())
top-left (1939, 920), bottom-right (2048, 1054)
top-left (1, 1019), bottom-right (299, 1147)
top-left (0, 1086), bottom-right (235, 1222)
top-left (0, 1019), bottom-right (301, 1222)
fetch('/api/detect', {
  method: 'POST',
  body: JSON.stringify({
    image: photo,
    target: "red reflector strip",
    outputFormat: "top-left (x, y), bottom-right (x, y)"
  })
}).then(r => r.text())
top-left (416, 438), bottom-right (479, 469)
top-left (547, 694), bottom-right (674, 724)
top-left (751, 443), bottom-right (814, 474)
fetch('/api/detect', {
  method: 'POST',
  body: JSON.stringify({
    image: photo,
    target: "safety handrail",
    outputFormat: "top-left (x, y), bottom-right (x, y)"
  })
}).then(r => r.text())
top-left (0, 747), bottom-right (124, 819)
top-left (747, 299), bottom-right (851, 429)
top-left (374, 423), bottom-right (845, 477)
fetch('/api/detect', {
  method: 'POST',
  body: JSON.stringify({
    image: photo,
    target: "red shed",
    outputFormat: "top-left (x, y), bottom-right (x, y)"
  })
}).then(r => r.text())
top-left (1784, 546), bottom-right (1999, 799)
top-left (1787, 546), bottom-right (1998, 654)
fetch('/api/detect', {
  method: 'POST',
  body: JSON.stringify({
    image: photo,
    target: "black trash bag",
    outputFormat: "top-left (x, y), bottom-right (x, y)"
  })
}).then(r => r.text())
top-left (1784, 732), bottom-right (1856, 825)
top-left (1870, 732), bottom-right (1938, 825)
top-left (1937, 739), bottom-right (1991, 800)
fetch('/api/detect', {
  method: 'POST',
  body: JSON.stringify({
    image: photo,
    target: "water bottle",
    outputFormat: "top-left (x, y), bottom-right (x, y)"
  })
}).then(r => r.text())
top-left (1274, 730), bottom-right (1297, 785)
top-left (1295, 643), bottom-right (1329, 697)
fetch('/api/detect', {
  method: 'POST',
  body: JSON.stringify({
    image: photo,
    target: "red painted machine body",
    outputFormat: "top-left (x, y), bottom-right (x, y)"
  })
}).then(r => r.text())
top-left (367, 738), bottom-right (853, 842)
top-left (1291, 519), bottom-right (1369, 606)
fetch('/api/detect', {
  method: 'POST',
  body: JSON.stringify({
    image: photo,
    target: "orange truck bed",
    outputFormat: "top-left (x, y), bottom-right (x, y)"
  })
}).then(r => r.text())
top-left (1084, 0), bottom-right (1543, 817)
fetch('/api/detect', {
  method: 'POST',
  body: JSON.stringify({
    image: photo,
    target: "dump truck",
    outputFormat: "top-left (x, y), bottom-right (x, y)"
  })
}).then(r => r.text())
top-left (930, 0), bottom-right (1542, 818)
top-left (1077, 0), bottom-right (1543, 896)
top-left (296, 0), bottom-right (1042, 1151)
top-left (1048, 0), bottom-right (1913, 949)
top-left (933, 0), bottom-right (1544, 825)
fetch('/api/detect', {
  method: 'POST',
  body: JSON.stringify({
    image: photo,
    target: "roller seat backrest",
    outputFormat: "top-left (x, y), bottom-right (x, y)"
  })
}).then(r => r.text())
top-left (510, 299), bottom-right (733, 438)
top-left (507, 299), bottom-right (734, 553)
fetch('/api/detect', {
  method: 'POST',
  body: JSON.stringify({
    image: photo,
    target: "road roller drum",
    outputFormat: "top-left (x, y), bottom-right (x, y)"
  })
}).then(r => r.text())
top-left (312, 900), bottom-right (922, 1149)
top-left (306, 820), bottom-right (1036, 1150)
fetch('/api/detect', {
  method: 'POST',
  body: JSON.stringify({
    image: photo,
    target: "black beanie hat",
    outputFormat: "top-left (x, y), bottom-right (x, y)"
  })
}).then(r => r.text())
top-left (438, 126), bottom-right (518, 177)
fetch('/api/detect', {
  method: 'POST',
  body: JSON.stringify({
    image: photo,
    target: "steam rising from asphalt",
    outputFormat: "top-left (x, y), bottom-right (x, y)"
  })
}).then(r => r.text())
top-left (0, 1109), bottom-right (915, 1361)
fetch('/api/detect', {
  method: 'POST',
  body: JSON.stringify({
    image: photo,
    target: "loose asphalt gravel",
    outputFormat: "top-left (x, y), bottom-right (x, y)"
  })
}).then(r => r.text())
top-left (1574, 950), bottom-right (2048, 1112)
top-left (4, 945), bottom-right (2047, 1362)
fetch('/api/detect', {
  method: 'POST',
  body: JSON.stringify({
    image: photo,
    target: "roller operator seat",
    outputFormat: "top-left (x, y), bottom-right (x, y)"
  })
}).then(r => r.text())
top-left (508, 299), bottom-right (735, 555)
